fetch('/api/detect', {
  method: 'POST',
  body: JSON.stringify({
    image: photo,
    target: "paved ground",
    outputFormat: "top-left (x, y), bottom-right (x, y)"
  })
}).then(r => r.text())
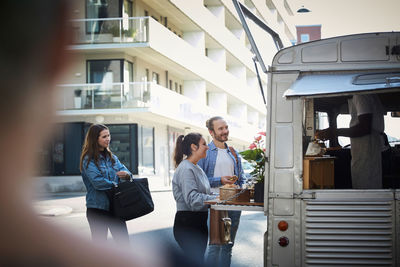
top-left (34, 191), bottom-right (267, 267)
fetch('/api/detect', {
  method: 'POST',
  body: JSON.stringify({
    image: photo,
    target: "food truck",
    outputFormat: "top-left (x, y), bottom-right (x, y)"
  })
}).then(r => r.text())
top-left (223, 1), bottom-right (400, 266)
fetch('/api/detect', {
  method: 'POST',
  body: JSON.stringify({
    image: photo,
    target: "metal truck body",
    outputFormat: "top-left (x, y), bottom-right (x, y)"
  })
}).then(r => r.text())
top-left (264, 32), bottom-right (400, 266)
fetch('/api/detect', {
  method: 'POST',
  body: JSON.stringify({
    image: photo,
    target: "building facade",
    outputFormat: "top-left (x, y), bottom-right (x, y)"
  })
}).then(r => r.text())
top-left (41, 0), bottom-right (297, 188)
top-left (296, 25), bottom-right (321, 44)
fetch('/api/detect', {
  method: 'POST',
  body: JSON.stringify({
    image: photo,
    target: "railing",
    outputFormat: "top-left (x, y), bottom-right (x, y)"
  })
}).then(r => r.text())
top-left (58, 82), bottom-right (152, 110)
top-left (58, 82), bottom-right (261, 140)
top-left (71, 17), bottom-right (149, 44)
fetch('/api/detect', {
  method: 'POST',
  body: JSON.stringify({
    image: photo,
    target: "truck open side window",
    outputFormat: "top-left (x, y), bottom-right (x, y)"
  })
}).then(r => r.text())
top-left (303, 91), bottom-right (400, 190)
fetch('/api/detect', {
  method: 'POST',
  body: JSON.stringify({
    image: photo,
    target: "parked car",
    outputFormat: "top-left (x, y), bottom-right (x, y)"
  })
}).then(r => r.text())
top-left (241, 158), bottom-right (254, 183)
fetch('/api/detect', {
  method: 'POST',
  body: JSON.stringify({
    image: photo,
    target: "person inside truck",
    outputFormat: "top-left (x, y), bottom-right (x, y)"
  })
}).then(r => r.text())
top-left (316, 93), bottom-right (386, 189)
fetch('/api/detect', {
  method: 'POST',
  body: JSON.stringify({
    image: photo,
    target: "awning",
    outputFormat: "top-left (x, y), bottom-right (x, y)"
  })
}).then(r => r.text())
top-left (284, 72), bottom-right (400, 99)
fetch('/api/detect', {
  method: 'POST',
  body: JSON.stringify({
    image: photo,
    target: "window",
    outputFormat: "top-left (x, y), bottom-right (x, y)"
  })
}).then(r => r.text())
top-left (316, 112), bottom-right (329, 146)
top-left (168, 128), bottom-right (184, 178)
top-left (300, 34), bottom-right (310, 43)
top-left (169, 80), bottom-right (172, 90)
top-left (108, 125), bottom-right (131, 170)
top-left (86, 59), bottom-right (133, 108)
top-left (40, 123), bottom-right (145, 176)
top-left (123, 0), bottom-right (133, 18)
top-left (87, 59), bottom-right (123, 83)
top-left (83, 123), bottom-right (139, 174)
top-left (175, 82), bottom-right (178, 92)
top-left (138, 126), bottom-right (155, 174)
top-left (145, 69), bottom-right (149, 82)
top-left (124, 61), bottom-right (133, 83)
top-left (38, 123), bottom-right (85, 176)
top-left (152, 72), bottom-right (160, 84)
top-left (86, 0), bottom-right (121, 33)
top-left (316, 112), bottom-right (329, 130)
top-left (337, 114), bottom-right (351, 147)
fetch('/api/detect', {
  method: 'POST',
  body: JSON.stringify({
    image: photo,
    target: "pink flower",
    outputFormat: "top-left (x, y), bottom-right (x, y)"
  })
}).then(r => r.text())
top-left (263, 148), bottom-right (266, 152)
top-left (257, 132), bottom-right (266, 136)
top-left (249, 143), bottom-right (257, 150)
top-left (255, 135), bottom-right (262, 142)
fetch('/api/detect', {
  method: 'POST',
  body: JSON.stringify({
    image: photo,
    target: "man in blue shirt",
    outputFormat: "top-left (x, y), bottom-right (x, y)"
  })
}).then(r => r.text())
top-left (198, 116), bottom-right (244, 267)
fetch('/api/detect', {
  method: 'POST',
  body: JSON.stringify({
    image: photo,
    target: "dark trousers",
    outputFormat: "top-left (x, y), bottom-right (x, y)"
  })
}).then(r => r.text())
top-left (173, 211), bottom-right (208, 264)
top-left (86, 208), bottom-right (130, 246)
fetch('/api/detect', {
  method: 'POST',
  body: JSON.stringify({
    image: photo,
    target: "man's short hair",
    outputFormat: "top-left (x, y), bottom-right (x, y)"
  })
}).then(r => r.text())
top-left (206, 116), bottom-right (224, 131)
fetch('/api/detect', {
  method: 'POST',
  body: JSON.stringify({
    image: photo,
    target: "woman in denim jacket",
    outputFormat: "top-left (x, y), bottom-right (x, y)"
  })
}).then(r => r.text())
top-left (80, 124), bottom-right (131, 245)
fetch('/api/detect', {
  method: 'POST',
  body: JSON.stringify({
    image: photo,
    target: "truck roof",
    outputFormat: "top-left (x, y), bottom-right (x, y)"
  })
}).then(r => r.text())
top-left (272, 32), bottom-right (400, 72)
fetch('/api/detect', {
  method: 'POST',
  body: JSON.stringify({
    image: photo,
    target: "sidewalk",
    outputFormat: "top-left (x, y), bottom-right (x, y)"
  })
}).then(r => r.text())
top-left (34, 175), bottom-right (172, 217)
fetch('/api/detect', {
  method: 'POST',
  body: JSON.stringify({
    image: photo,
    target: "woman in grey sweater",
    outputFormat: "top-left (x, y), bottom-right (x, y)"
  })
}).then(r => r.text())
top-left (172, 133), bottom-right (216, 264)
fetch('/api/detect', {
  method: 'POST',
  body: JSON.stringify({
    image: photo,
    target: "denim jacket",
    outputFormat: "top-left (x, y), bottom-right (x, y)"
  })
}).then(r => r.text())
top-left (81, 154), bottom-right (131, 211)
top-left (198, 141), bottom-right (244, 188)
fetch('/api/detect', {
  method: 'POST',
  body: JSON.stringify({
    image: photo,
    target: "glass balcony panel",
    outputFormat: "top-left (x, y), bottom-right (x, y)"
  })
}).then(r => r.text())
top-left (57, 82), bottom-right (260, 139)
top-left (71, 17), bottom-right (148, 44)
top-left (58, 82), bottom-right (152, 110)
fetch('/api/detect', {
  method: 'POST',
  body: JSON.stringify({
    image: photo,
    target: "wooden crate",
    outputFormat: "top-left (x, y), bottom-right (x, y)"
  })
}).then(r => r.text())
top-left (219, 188), bottom-right (250, 202)
top-left (303, 157), bottom-right (335, 189)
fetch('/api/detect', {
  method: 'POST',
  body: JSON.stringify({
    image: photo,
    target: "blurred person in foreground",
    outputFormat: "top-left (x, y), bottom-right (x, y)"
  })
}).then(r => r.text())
top-left (0, 1), bottom-right (180, 266)
top-left (80, 124), bottom-right (131, 245)
top-left (172, 133), bottom-right (216, 264)
top-left (198, 116), bottom-right (244, 267)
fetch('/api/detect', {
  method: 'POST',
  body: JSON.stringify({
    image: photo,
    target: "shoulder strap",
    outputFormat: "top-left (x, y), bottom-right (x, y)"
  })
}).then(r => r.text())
top-left (228, 146), bottom-right (239, 168)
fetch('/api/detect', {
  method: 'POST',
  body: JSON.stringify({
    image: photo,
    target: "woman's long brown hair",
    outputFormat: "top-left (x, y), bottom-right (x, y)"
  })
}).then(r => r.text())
top-left (79, 124), bottom-right (115, 171)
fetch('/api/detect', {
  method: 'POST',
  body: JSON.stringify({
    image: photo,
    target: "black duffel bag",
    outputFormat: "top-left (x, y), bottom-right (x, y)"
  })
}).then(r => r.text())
top-left (108, 177), bottom-right (154, 221)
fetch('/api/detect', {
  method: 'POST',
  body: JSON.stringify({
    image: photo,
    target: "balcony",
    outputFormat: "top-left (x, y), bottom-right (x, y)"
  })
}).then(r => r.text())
top-left (58, 82), bottom-right (152, 110)
top-left (71, 17), bottom-right (149, 44)
top-left (69, 17), bottom-right (265, 114)
top-left (57, 82), bottom-right (261, 141)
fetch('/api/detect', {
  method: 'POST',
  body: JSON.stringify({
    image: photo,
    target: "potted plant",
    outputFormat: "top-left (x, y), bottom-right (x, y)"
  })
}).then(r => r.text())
top-left (122, 28), bottom-right (136, 42)
top-left (239, 132), bottom-right (266, 203)
top-left (74, 89), bottom-right (82, 109)
top-left (109, 24), bottom-right (121, 42)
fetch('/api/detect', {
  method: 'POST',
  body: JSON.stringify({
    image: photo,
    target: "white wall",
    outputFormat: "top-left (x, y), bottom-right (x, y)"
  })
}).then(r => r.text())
top-left (183, 80), bottom-right (206, 106)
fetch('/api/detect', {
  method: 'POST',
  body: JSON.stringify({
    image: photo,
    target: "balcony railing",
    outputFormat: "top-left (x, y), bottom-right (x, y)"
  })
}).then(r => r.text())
top-left (71, 17), bottom-right (149, 44)
top-left (58, 82), bottom-right (152, 110)
top-left (58, 81), bottom-right (260, 140)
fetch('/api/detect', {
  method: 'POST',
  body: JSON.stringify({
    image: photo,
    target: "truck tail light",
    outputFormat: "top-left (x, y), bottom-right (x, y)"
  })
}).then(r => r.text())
top-left (278, 220), bottom-right (288, 231)
top-left (278, 236), bottom-right (289, 247)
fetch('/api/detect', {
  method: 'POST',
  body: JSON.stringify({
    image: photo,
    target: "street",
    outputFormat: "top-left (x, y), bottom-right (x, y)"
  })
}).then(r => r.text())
top-left (35, 191), bottom-right (267, 267)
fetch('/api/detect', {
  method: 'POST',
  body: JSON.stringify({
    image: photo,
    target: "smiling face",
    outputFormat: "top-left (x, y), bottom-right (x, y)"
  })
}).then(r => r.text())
top-left (210, 119), bottom-right (229, 143)
top-left (192, 137), bottom-right (209, 159)
top-left (97, 129), bottom-right (111, 150)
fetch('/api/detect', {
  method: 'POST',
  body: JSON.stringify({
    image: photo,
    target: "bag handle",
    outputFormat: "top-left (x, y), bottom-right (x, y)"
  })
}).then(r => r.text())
top-left (113, 173), bottom-right (133, 187)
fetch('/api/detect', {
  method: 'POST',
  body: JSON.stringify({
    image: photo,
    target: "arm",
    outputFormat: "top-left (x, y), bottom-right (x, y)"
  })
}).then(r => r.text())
top-left (83, 160), bottom-right (114, 190)
top-left (336, 113), bottom-right (372, 138)
top-left (113, 155), bottom-right (132, 179)
top-left (180, 169), bottom-right (215, 211)
top-left (316, 114), bottom-right (372, 140)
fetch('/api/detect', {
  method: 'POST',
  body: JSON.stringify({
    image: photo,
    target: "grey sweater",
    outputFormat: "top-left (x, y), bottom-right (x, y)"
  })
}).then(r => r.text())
top-left (172, 160), bottom-right (216, 212)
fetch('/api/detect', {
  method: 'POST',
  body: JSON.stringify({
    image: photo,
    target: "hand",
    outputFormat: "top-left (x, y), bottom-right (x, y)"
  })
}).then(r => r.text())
top-left (221, 176), bottom-right (237, 185)
top-left (315, 128), bottom-right (335, 141)
top-left (116, 171), bottom-right (130, 180)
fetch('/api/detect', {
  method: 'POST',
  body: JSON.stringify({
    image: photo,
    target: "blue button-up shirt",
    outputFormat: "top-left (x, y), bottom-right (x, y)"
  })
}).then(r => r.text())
top-left (198, 141), bottom-right (244, 188)
top-left (81, 154), bottom-right (131, 211)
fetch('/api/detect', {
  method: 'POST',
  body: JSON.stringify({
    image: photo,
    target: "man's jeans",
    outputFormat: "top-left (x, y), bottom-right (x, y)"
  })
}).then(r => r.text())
top-left (207, 210), bottom-right (241, 267)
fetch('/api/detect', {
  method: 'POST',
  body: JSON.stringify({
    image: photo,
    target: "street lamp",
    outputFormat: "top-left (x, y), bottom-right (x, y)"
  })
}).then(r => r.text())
top-left (297, 6), bottom-right (311, 13)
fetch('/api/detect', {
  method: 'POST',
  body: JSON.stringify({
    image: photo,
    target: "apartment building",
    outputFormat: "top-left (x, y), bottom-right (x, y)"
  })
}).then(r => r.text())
top-left (42, 0), bottom-right (296, 187)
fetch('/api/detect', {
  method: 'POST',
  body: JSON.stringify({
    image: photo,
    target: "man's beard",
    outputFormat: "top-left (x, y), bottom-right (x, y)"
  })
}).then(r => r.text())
top-left (215, 133), bottom-right (228, 142)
